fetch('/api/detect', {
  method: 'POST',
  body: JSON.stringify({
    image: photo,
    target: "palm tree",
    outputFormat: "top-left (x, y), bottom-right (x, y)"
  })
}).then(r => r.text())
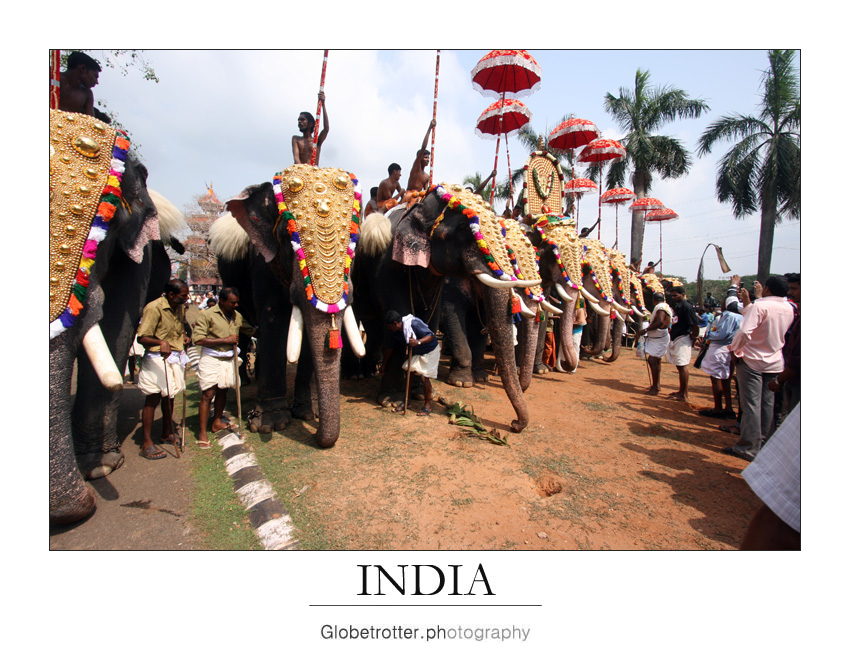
top-left (462, 171), bottom-right (511, 211)
top-left (696, 50), bottom-right (800, 283)
top-left (603, 69), bottom-right (710, 267)
top-left (513, 119), bottom-right (576, 214)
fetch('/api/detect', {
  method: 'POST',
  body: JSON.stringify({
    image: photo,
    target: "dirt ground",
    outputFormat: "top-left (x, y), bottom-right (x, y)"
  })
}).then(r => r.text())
top-left (50, 335), bottom-right (761, 551)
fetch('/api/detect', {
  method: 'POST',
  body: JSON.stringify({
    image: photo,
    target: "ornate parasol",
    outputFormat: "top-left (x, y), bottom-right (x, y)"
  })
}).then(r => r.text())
top-left (548, 118), bottom-right (600, 151)
top-left (471, 49), bottom-right (542, 98)
top-left (601, 187), bottom-right (635, 249)
top-left (475, 99), bottom-right (532, 138)
top-left (578, 138), bottom-right (627, 240)
top-left (563, 177), bottom-right (598, 226)
top-left (472, 50), bottom-right (541, 205)
top-left (644, 207), bottom-right (678, 275)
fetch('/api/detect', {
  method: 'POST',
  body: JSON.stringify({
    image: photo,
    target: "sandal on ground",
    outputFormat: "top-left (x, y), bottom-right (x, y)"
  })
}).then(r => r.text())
top-left (139, 446), bottom-right (167, 460)
top-left (417, 407), bottom-right (432, 417)
top-left (718, 424), bottom-right (740, 435)
top-left (196, 439), bottom-right (213, 449)
top-left (721, 446), bottom-right (753, 462)
top-left (393, 404), bottom-right (406, 413)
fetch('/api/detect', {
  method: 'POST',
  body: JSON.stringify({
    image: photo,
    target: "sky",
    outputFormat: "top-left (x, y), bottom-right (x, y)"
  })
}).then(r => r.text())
top-left (91, 49), bottom-right (801, 283)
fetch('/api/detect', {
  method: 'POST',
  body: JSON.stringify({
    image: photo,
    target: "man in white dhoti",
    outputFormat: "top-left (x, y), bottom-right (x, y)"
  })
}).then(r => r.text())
top-left (193, 287), bottom-right (255, 448)
top-left (381, 310), bottom-right (440, 416)
top-left (137, 279), bottom-right (190, 459)
top-left (635, 292), bottom-right (672, 396)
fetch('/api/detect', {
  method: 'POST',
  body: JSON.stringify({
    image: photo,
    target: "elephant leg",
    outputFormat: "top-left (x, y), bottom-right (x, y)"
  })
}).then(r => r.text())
top-left (442, 279), bottom-right (475, 388)
top-left (517, 307), bottom-right (540, 392)
top-left (249, 297), bottom-right (292, 434)
top-left (534, 311), bottom-right (550, 374)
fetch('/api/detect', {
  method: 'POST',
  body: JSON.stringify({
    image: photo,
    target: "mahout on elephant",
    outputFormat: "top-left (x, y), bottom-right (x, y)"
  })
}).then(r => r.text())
top-left (50, 110), bottom-right (188, 525)
top-left (212, 165), bottom-right (365, 449)
top-left (351, 184), bottom-right (541, 432)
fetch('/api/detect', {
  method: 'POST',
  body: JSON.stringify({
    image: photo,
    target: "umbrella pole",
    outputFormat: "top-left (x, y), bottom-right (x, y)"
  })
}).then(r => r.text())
top-left (490, 91), bottom-right (505, 206)
top-left (598, 165), bottom-right (603, 240)
top-left (505, 132), bottom-right (513, 204)
top-left (430, 50), bottom-right (440, 188)
top-left (310, 50), bottom-right (329, 166)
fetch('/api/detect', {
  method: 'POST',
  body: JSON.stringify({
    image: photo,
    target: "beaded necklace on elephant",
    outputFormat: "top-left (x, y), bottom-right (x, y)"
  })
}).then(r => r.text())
top-left (49, 110), bottom-right (129, 339)
top-left (580, 239), bottom-right (614, 303)
top-left (273, 165), bottom-right (361, 314)
top-left (431, 183), bottom-right (518, 282)
top-left (607, 248), bottom-right (630, 305)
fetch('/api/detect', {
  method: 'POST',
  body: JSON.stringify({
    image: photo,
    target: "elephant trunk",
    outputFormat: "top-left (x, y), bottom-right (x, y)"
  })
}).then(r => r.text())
top-left (302, 307), bottom-right (344, 448)
top-left (603, 314), bottom-right (625, 363)
top-left (517, 300), bottom-right (540, 392)
top-left (481, 286), bottom-right (528, 432)
top-left (554, 287), bottom-right (579, 373)
top-left (50, 333), bottom-right (96, 525)
top-left (587, 307), bottom-right (612, 356)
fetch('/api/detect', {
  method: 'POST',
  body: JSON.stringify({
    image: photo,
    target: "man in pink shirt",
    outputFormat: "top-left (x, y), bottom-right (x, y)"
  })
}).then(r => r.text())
top-left (722, 276), bottom-right (795, 461)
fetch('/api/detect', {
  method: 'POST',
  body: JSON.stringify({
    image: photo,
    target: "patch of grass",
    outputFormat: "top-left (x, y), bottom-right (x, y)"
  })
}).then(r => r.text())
top-left (581, 401), bottom-right (619, 412)
top-left (451, 496), bottom-right (475, 507)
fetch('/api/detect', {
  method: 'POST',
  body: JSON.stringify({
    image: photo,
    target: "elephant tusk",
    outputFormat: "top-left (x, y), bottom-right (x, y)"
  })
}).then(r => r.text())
top-left (287, 307), bottom-right (304, 363)
top-left (343, 306), bottom-right (366, 358)
top-left (579, 286), bottom-right (600, 304)
top-left (518, 296), bottom-right (535, 319)
top-left (614, 309), bottom-right (627, 323)
top-left (631, 304), bottom-right (644, 317)
top-left (553, 342), bottom-right (568, 373)
top-left (540, 298), bottom-right (562, 316)
top-left (612, 299), bottom-right (632, 315)
top-left (555, 282), bottom-right (575, 302)
top-left (475, 272), bottom-right (542, 290)
top-left (82, 324), bottom-right (123, 392)
top-left (587, 299), bottom-right (609, 316)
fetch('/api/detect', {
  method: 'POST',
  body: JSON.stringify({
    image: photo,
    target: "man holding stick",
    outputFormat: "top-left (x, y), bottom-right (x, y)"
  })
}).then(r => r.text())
top-left (292, 91), bottom-right (329, 166)
top-left (193, 287), bottom-right (255, 448)
top-left (381, 310), bottom-right (440, 416)
top-left (136, 279), bottom-right (191, 459)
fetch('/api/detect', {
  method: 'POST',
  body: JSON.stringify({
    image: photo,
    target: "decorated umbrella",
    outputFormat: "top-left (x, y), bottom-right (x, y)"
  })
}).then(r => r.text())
top-left (578, 138), bottom-right (627, 240)
top-left (548, 118), bottom-right (600, 151)
top-left (476, 99), bottom-right (532, 202)
top-left (472, 50), bottom-right (541, 205)
top-left (644, 207), bottom-right (679, 275)
top-left (601, 187), bottom-right (636, 248)
top-left (563, 177), bottom-right (598, 226)
top-left (471, 49), bottom-right (542, 98)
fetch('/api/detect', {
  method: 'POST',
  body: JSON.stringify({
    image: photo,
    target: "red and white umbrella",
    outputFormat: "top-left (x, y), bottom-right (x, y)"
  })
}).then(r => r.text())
top-left (645, 207), bottom-right (679, 273)
top-left (471, 50), bottom-right (541, 205)
top-left (471, 49), bottom-right (542, 98)
top-left (629, 197), bottom-right (664, 212)
top-left (601, 187), bottom-right (635, 249)
top-left (563, 178), bottom-right (598, 225)
top-left (548, 118), bottom-right (600, 151)
top-left (578, 138), bottom-right (628, 240)
top-left (475, 99), bottom-right (532, 138)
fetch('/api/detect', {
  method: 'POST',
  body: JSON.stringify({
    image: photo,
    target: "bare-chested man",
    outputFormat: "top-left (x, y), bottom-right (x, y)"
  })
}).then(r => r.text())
top-left (377, 163), bottom-right (404, 212)
top-left (401, 119), bottom-right (437, 206)
top-left (59, 51), bottom-right (102, 117)
top-left (292, 91), bottom-right (329, 166)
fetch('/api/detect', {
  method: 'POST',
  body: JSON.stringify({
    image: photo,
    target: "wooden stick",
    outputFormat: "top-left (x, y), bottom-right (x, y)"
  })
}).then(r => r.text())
top-left (162, 356), bottom-right (179, 458)
top-left (403, 344), bottom-right (413, 415)
top-left (233, 349), bottom-right (243, 436)
top-left (310, 50), bottom-right (329, 166)
top-left (429, 50), bottom-right (440, 188)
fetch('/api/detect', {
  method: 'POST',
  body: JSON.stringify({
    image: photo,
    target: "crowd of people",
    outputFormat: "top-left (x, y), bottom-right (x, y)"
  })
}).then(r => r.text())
top-left (64, 51), bottom-right (799, 549)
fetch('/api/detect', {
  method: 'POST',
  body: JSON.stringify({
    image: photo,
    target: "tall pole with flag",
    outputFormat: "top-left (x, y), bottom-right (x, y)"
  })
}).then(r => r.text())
top-left (310, 50), bottom-right (329, 166)
top-left (429, 50), bottom-right (440, 188)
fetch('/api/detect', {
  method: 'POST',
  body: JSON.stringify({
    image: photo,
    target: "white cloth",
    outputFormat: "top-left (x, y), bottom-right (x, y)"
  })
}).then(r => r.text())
top-left (644, 333), bottom-right (669, 359)
top-left (401, 314), bottom-right (416, 343)
top-left (137, 351), bottom-right (187, 397)
top-left (742, 403), bottom-right (801, 532)
top-left (666, 334), bottom-right (693, 366)
top-left (197, 352), bottom-right (242, 392)
top-left (403, 349), bottom-right (440, 379)
top-left (701, 342), bottom-right (733, 380)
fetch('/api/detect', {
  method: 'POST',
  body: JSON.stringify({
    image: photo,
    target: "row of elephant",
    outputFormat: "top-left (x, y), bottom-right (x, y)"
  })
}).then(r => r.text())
top-left (48, 133), bottom-right (671, 526)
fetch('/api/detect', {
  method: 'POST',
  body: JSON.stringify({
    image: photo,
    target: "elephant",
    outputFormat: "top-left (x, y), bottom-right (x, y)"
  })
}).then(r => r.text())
top-left (439, 215), bottom-right (557, 390)
top-left (212, 165), bottom-right (365, 449)
top-left (50, 110), bottom-right (187, 525)
top-left (530, 218), bottom-right (632, 373)
top-left (350, 184), bottom-right (542, 432)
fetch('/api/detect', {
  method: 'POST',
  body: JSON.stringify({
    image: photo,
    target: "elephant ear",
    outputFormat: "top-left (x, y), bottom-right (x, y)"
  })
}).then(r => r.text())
top-left (225, 183), bottom-right (280, 263)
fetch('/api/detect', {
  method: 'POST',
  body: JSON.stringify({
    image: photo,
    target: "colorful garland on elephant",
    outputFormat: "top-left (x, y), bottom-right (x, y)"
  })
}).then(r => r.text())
top-left (272, 171), bottom-right (361, 315)
top-left (534, 217), bottom-right (578, 290)
top-left (431, 183), bottom-right (517, 282)
top-left (49, 128), bottom-right (130, 339)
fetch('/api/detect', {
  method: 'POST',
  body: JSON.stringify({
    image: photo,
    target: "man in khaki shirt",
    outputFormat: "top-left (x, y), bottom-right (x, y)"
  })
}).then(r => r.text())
top-left (193, 287), bottom-right (255, 448)
top-left (137, 279), bottom-right (190, 459)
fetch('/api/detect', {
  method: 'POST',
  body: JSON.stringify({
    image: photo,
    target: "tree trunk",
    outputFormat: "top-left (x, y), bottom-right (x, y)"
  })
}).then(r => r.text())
top-left (757, 198), bottom-right (778, 284)
top-left (629, 171), bottom-right (650, 269)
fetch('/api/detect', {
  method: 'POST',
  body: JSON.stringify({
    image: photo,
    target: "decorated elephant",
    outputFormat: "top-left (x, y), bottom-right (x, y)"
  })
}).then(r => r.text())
top-left (531, 219), bottom-right (632, 372)
top-left (212, 165), bottom-right (365, 449)
top-left (49, 110), bottom-right (187, 525)
top-left (439, 214), bottom-right (557, 391)
top-left (351, 184), bottom-right (541, 432)
top-left (599, 246), bottom-right (644, 363)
